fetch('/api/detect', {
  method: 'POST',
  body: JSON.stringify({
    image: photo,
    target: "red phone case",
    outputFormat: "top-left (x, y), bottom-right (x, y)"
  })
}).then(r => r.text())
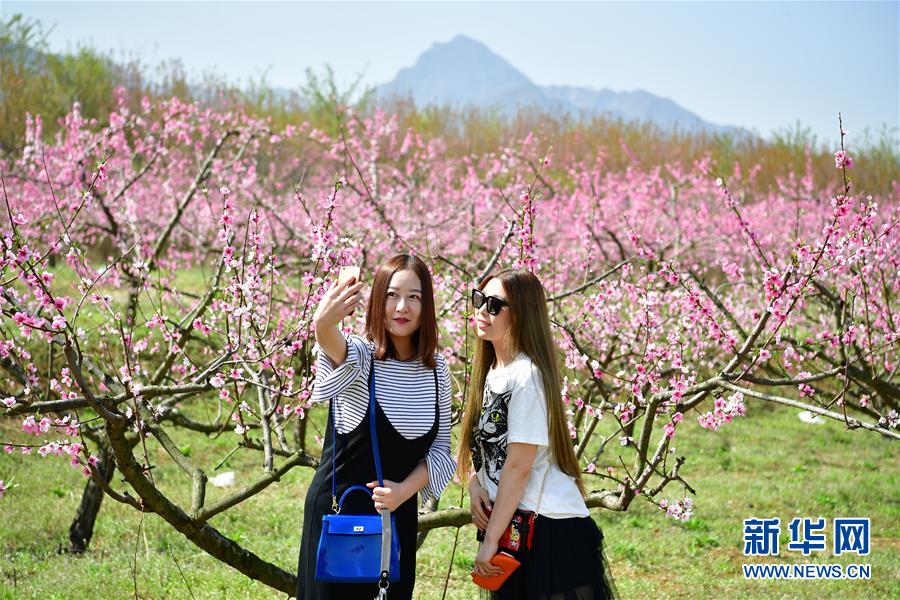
top-left (470, 551), bottom-right (521, 591)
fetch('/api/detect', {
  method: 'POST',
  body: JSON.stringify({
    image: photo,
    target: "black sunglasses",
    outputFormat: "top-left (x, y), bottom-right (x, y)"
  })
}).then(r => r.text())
top-left (472, 289), bottom-right (509, 316)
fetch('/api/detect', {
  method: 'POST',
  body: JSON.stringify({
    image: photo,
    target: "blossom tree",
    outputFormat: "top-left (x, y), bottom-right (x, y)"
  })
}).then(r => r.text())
top-left (1, 96), bottom-right (897, 594)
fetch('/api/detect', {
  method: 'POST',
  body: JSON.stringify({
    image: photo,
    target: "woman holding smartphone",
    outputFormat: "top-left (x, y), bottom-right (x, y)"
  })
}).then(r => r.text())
top-left (296, 254), bottom-right (456, 600)
top-left (458, 270), bottom-right (617, 600)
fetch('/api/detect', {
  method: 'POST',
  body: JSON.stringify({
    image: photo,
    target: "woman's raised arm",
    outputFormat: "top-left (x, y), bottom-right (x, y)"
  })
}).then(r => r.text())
top-left (312, 278), bottom-right (364, 367)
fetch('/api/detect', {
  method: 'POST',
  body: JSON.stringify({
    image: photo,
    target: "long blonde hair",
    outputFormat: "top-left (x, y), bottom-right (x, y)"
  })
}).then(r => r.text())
top-left (457, 270), bottom-right (585, 496)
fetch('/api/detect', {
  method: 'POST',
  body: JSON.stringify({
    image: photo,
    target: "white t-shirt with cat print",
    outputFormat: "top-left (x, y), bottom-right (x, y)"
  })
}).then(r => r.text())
top-left (473, 353), bottom-right (589, 519)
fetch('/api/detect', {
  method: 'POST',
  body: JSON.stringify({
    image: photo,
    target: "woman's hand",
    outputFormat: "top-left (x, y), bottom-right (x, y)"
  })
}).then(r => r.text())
top-left (468, 474), bottom-right (492, 531)
top-left (473, 538), bottom-right (503, 577)
top-left (313, 278), bottom-right (364, 329)
top-left (366, 479), bottom-right (408, 512)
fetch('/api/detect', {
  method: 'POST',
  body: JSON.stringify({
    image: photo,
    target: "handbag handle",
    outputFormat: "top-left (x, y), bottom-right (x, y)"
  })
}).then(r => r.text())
top-left (330, 353), bottom-right (385, 508)
top-left (366, 360), bottom-right (393, 594)
top-left (335, 485), bottom-right (375, 513)
top-left (368, 361), bottom-right (384, 487)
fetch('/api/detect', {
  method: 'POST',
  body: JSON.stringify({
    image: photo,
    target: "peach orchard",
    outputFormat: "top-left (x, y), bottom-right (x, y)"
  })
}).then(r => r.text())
top-left (1, 91), bottom-right (897, 594)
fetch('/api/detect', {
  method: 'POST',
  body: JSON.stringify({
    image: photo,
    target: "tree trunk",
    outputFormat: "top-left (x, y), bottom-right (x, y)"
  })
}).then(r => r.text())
top-left (68, 434), bottom-right (115, 553)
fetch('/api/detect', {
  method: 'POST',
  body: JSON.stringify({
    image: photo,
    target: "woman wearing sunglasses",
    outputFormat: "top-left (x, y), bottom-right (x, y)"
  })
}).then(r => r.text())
top-left (458, 270), bottom-right (617, 599)
top-left (296, 254), bottom-right (456, 600)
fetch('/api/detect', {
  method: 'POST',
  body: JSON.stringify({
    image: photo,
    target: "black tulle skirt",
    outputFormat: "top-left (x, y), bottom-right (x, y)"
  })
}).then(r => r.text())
top-left (485, 515), bottom-right (618, 600)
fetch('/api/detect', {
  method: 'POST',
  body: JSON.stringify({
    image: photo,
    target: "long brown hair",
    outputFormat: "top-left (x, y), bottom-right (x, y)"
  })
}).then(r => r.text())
top-left (457, 270), bottom-right (585, 496)
top-left (365, 254), bottom-right (437, 369)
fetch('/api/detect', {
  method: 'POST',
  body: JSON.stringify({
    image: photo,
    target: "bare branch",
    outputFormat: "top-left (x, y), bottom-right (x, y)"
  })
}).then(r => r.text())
top-left (193, 450), bottom-right (318, 523)
top-left (476, 219), bottom-right (517, 284)
top-left (548, 256), bottom-right (634, 302)
top-left (718, 381), bottom-right (900, 440)
top-left (148, 129), bottom-right (239, 270)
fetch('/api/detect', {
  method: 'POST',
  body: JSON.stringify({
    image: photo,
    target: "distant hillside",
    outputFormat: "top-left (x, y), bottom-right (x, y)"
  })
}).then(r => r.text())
top-left (375, 34), bottom-right (738, 135)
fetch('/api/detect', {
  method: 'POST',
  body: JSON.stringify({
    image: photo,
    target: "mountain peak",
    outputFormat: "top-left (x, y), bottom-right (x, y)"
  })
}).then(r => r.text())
top-left (378, 34), bottom-right (536, 107)
top-left (437, 34), bottom-right (492, 52)
top-left (445, 33), bottom-right (484, 46)
top-left (416, 34), bottom-right (529, 83)
top-left (376, 36), bottom-right (737, 135)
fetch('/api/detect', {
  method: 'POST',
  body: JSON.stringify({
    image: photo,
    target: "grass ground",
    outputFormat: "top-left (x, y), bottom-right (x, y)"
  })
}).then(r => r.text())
top-left (1, 400), bottom-right (897, 599)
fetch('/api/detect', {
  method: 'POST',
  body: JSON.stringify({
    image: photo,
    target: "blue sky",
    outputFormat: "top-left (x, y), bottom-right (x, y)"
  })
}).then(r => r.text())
top-left (6, 1), bottom-right (899, 145)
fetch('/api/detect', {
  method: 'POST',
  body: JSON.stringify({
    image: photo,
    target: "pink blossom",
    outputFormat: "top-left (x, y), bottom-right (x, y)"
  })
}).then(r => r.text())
top-left (192, 318), bottom-right (211, 334)
top-left (664, 498), bottom-right (693, 521)
top-left (834, 150), bottom-right (854, 169)
top-left (698, 392), bottom-right (746, 431)
top-left (22, 416), bottom-right (40, 435)
top-left (663, 422), bottom-right (676, 439)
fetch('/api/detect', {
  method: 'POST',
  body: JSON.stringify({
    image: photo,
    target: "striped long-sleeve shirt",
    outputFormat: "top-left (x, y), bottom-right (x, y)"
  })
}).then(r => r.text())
top-left (312, 334), bottom-right (456, 505)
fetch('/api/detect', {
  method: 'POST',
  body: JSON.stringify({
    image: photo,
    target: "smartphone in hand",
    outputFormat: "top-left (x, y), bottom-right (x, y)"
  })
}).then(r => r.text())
top-left (337, 266), bottom-right (361, 286)
top-left (471, 552), bottom-right (521, 591)
top-left (337, 266), bottom-right (361, 317)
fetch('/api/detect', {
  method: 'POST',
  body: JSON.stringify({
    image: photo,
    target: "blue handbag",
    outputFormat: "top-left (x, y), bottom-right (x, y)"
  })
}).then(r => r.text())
top-left (315, 360), bottom-right (401, 584)
top-left (316, 485), bottom-right (401, 583)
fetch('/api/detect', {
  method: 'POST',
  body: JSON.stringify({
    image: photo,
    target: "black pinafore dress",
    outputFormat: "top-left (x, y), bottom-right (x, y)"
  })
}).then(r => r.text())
top-left (297, 360), bottom-right (438, 600)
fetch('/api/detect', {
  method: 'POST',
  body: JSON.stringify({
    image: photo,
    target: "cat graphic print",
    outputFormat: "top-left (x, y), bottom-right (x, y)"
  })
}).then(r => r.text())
top-left (472, 386), bottom-right (512, 485)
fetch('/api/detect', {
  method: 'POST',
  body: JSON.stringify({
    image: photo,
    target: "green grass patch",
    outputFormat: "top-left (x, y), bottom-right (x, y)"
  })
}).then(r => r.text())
top-left (1, 391), bottom-right (897, 598)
